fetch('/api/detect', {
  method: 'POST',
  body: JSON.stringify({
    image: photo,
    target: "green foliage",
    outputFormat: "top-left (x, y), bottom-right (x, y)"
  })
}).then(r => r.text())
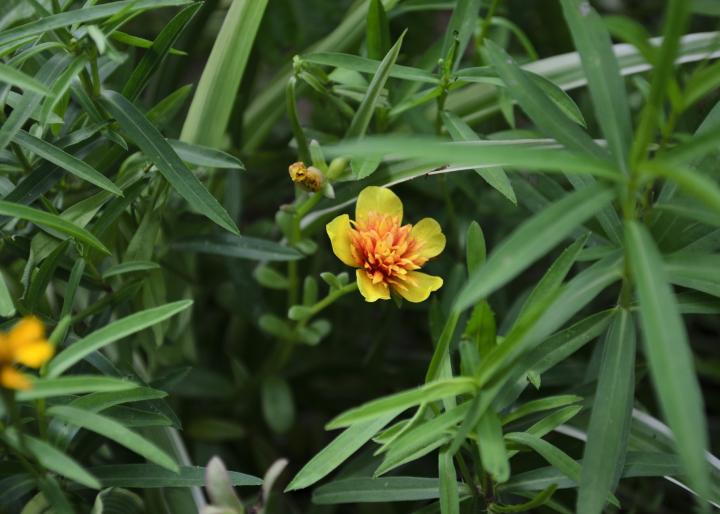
top-left (0, 1), bottom-right (719, 513)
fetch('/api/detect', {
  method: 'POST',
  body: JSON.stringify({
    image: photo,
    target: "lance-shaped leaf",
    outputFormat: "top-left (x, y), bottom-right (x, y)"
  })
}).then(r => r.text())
top-left (625, 220), bottom-right (710, 501)
top-left (561, 0), bottom-right (632, 172)
top-left (0, 201), bottom-right (109, 254)
top-left (48, 406), bottom-right (178, 472)
top-left (577, 308), bottom-right (636, 514)
top-left (13, 130), bottom-right (122, 195)
top-left (453, 184), bottom-right (615, 312)
top-left (100, 91), bottom-right (239, 234)
top-left (47, 300), bottom-right (193, 377)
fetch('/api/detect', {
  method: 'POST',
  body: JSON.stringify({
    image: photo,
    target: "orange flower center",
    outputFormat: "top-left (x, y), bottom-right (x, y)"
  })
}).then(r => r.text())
top-left (349, 212), bottom-right (426, 287)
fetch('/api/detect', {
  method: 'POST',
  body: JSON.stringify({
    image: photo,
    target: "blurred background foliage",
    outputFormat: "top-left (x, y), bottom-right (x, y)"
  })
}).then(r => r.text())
top-left (1, 0), bottom-right (720, 513)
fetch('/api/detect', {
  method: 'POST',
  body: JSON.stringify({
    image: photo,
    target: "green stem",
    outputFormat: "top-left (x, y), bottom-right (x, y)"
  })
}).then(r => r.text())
top-left (298, 282), bottom-right (358, 328)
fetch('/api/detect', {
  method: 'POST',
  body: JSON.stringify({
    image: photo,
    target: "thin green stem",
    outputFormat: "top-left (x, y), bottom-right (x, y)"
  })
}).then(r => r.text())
top-left (298, 282), bottom-right (358, 328)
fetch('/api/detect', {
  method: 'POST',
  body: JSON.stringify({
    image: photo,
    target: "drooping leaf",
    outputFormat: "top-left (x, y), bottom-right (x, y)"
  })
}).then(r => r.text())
top-left (625, 220), bottom-right (710, 500)
top-left (48, 405), bottom-right (179, 472)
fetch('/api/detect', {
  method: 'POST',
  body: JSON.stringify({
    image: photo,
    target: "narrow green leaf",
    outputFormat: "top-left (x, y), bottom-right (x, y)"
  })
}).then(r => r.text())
top-left (515, 235), bottom-right (588, 326)
top-left (16, 376), bottom-right (137, 401)
top-left (476, 409), bottom-right (510, 482)
top-left (577, 308), bottom-right (636, 514)
top-left (13, 130), bottom-right (122, 195)
top-left (625, 220), bottom-right (710, 500)
top-left (327, 378), bottom-right (477, 429)
top-left (0, 200), bottom-right (109, 254)
top-left (500, 452), bottom-right (683, 493)
top-left (505, 432), bottom-right (581, 484)
top-left (48, 405), bottom-right (178, 472)
top-left (286, 413), bottom-right (396, 491)
top-left (629, 0), bottom-right (691, 166)
top-left (0, 0), bottom-right (192, 46)
top-left (561, 0), bottom-right (632, 172)
top-left (0, 271), bottom-right (16, 317)
top-left (122, 3), bottom-right (201, 100)
top-left (502, 395), bottom-right (583, 425)
top-left (440, 0), bottom-right (482, 70)
top-left (0, 62), bottom-right (50, 95)
top-left (465, 221), bottom-right (486, 273)
top-left (378, 403), bottom-right (471, 477)
top-left (346, 31), bottom-right (405, 138)
top-left (168, 139), bottom-right (245, 170)
top-left (477, 256), bottom-right (622, 388)
top-left (366, 0), bottom-right (391, 60)
top-left (36, 476), bottom-right (74, 514)
top-left (1, 429), bottom-right (100, 489)
top-left (442, 112), bottom-right (516, 204)
top-left (25, 240), bottom-right (69, 310)
top-left (664, 253), bottom-right (720, 298)
top-left (47, 300), bottom-right (192, 377)
top-left (172, 233), bottom-right (302, 261)
top-left (87, 464), bottom-right (261, 488)
top-left (523, 310), bottom-right (615, 381)
top-left (491, 484), bottom-right (558, 513)
top-left (439, 450), bottom-right (460, 514)
top-left (565, 174), bottom-right (623, 245)
top-left (454, 185), bottom-right (615, 312)
top-left (0, 54), bottom-right (70, 152)
top-left (51, 387), bottom-right (169, 449)
top-left (102, 260), bottom-right (161, 279)
top-left (100, 91), bottom-right (239, 234)
top-left (303, 52), bottom-right (437, 83)
top-left (313, 477), bottom-right (468, 504)
top-left (643, 161), bottom-right (720, 217)
top-left (110, 31), bottom-right (187, 55)
top-left (180, 0), bottom-right (269, 146)
top-left (39, 55), bottom-right (88, 127)
top-left (329, 136), bottom-right (621, 179)
top-left (484, 40), bottom-right (608, 161)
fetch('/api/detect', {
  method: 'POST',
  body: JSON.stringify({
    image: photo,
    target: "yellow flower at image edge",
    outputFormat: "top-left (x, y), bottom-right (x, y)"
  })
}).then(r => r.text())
top-left (326, 186), bottom-right (446, 303)
top-left (0, 317), bottom-right (53, 390)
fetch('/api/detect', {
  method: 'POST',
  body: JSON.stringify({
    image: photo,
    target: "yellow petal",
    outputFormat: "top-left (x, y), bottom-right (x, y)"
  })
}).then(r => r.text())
top-left (326, 214), bottom-right (357, 267)
top-left (356, 269), bottom-right (390, 302)
top-left (356, 186), bottom-right (402, 223)
top-left (8, 316), bottom-right (45, 350)
top-left (411, 218), bottom-right (446, 260)
top-left (14, 341), bottom-right (53, 368)
top-left (393, 271), bottom-right (443, 303)
top-left (0, 366), bottom-right (31, 390)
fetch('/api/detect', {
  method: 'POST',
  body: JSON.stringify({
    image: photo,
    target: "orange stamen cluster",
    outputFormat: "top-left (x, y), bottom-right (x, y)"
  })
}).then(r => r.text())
top-left (349, 212), bottom-right (426, 291)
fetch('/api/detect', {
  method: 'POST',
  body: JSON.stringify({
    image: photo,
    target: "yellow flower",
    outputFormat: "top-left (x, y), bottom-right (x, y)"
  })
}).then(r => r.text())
top-left (326, 186), bottom-right (445, 303)
top-left (0, 316), bottom-right (53, 390)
